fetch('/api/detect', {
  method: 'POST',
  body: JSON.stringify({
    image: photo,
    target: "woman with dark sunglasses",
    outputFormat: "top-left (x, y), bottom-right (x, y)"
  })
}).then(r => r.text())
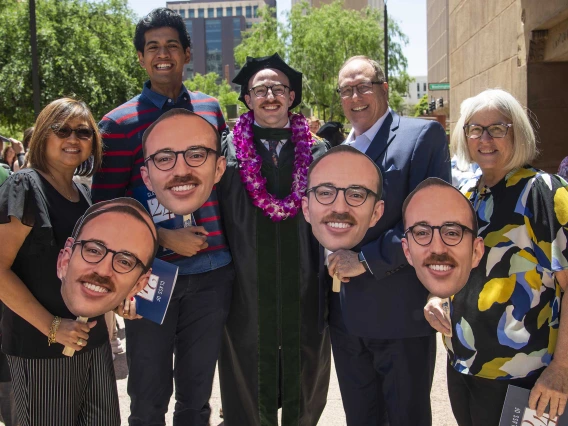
top-left (0, 98), bottom-right (120, 426)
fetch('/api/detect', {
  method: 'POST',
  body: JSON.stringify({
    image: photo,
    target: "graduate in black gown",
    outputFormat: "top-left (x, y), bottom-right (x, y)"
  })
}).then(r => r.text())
top-left (218, 53), bottom-right (330, 426)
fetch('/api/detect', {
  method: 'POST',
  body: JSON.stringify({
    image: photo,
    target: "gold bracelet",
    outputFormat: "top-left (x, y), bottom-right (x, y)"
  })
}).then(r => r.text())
top-left (47, 316), bottom-right (61, 346)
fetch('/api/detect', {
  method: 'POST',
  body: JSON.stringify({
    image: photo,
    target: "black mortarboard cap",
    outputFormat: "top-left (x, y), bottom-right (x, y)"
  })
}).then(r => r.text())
top-left (317, 121), bottom-right (343, 139)
top-left (232, 53), bottom-right (302, 110)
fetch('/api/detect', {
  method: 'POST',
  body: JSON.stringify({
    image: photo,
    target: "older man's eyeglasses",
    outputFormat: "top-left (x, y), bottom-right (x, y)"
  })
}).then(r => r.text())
top-left (463, 123), bottom-right (512, 139)
top-left (337, 81), bottom-right (383, 98)
top-left (306, 185), bottom-right (379, 207)
top-left (248, 84), bottom-right (290, 98)
top-left (404, 223), bottom-right (475, 247)
top-left (145, 146), bottom-right (220, 171)
top-left (73, 240), bottom-right (147, 274)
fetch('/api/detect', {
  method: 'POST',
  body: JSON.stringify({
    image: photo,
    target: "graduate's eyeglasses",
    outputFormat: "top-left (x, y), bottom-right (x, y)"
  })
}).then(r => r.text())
top-left (144, 146), bottom-right (220, 171)
top-left (73, 240), bottom-right (147, 274)
top-left (463, 123), bottom-right (512, 139)
top-left (51, 125), bottom-right (94, 140)
top-left (404, 223), bottom-right (475, 246)
top-left (306, 185), bottom-right (379, 207)
top-left (248, 84), bottom-right (290, 98)
top-left (337, 81), bottom-right (383, 98)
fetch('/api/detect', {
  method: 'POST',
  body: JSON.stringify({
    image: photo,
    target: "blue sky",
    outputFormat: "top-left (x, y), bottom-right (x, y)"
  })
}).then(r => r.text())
top-left (127, 0), bottom-right (427, 76)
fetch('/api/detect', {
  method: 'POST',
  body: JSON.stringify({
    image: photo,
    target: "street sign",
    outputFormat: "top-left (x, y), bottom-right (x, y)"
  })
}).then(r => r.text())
top-left (429, 82), bottom-right (450, 90)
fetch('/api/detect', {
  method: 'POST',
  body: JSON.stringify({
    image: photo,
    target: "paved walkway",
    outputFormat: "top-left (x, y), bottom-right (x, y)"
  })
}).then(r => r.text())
top-left (114, 318), bottom-right (457, 426)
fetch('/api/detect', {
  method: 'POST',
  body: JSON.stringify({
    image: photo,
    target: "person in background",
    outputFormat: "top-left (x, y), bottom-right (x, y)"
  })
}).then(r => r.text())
top-left (21, 128), bottom-right (33, 153)
top-left (425, 88), bottom-right (568, 425)
top-left (0, 98), bottom-right (112, 426)
top-left (309, 116), bottom-right (321, 134)
top-left (451, 154), bottom-right (480, 188)
top-left (316, 121), bottom-right (345, 148)
top-left (558, 155), bottom-right (568, 181)
top-left (1, 146), bottom-right (20, 173)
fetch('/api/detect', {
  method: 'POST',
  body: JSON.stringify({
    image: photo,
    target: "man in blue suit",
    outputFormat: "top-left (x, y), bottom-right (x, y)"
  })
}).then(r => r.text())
top-left (324, 56), bottom-right (451, 425)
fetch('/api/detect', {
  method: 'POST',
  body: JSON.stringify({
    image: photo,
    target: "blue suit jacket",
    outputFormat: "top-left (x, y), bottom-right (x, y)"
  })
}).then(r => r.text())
top-left (319, 111), bottom-right (451, 339)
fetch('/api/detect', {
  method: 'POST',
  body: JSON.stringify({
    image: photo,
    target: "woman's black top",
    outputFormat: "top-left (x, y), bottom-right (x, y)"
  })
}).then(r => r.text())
top-left (0, 169), bottom-right (107, 358)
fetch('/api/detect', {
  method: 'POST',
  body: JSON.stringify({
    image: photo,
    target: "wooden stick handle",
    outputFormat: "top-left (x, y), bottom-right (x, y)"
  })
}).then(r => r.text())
top-left (62, 316), bottom-right (88, 357)
top-left (332, 275), bottom-right (342, 293)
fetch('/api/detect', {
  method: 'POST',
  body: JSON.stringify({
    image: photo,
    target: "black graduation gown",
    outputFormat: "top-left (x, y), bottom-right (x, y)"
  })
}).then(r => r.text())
top-left (218, 132), bottom-right (331, 426)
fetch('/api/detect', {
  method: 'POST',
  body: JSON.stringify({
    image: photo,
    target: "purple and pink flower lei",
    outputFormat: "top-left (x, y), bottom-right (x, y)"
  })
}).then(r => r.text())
top-left (232, 110), bottom-right (314, 222)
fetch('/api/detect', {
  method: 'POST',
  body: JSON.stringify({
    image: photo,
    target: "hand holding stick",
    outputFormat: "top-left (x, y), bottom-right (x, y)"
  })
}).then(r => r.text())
top-left (62, 316), bottom-right (89, 357)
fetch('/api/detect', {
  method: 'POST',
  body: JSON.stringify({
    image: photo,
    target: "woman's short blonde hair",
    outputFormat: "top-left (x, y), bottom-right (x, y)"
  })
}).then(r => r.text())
top-left (27, 98), bottom-right (102, 177)
top-left (451, 89), bottom-right (538, 172)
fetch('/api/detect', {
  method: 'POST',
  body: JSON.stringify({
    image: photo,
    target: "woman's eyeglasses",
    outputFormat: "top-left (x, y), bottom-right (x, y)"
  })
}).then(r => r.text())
top-left (463, 123), bottom-right (512, 139)
top-left (51, 124), bottom-right (94, 140)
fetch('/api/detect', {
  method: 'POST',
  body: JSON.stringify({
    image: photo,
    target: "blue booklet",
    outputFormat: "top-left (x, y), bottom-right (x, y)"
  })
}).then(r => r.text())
top-left (500, 385), bottom-right (568, 425)
top-left (135, 258), bottom-right (179, 325)
top-left (131, 186), bottom-right (194, 259)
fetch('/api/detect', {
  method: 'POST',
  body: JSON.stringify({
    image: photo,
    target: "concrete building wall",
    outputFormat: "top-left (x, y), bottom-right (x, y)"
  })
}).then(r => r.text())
top-left (427, 0), bottom-right (449, 108)
top-left (448, 0), bottom-right (526, 125)
top-left (448, 0), bottom-right (568, 172)
top-left (168, 0), bottom-right (270, 26)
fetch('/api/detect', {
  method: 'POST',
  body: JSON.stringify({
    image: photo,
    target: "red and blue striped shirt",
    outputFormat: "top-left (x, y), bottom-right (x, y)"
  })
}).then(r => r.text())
top-left (92, 81), bottom-right (231, 275)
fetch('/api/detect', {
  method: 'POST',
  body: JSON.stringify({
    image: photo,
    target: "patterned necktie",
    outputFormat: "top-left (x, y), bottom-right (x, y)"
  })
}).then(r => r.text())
top-left (267, 140), bottom-right (279, 167)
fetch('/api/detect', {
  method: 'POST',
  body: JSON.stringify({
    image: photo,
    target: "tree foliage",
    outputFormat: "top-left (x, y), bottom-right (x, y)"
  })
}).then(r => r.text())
top-left (234, 7), bottom-right (286, 67)
top-left (413, 94), bottom-right (429, 117)
top-left (184, 73), bottom-right (240, 118)
top-left (234, 1), bottom-right (411, 121)
top-left (0, 0), bottom-right (145, 131)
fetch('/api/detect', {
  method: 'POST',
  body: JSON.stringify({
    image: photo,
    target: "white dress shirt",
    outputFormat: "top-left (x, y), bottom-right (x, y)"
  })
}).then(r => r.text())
top-left (344, 109), bottom-right (390, 154)
top-left (254, 120), bottom-right (291, 156)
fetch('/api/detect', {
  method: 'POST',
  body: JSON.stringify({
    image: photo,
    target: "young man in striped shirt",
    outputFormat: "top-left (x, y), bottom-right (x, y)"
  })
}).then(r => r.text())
top-left (91, 8), bottom-right (233, 426)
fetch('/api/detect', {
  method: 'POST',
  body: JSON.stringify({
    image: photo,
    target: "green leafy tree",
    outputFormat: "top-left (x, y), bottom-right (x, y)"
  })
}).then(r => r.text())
top-left (234, 6), bottom-right (286, 67)
top-left (184, 72), bottom-right (240, 118)
top-left (0, 0), bottom-right (145, 131)
top-left (413, 94), bottom-right (429, 117)
top-left (234, 1), bottom-right (411, 121)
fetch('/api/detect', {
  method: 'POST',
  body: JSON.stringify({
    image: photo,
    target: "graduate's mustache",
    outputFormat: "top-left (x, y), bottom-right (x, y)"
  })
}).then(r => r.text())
top-left (165, 174), bottom-right (202, 189)
top-left (260, 100), bottom-right (283, 108)
top-left (76, 272), bottom-right (116, 292)
top-left (422, 253), bottom-right (457, 267)
top-left (321, 212), bottom-right (357, 225)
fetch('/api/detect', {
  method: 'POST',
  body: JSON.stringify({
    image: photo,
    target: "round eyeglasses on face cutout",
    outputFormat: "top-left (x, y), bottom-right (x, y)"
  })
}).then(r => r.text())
top-left (463, 123), bottom-right (512, 139)
top-left (306, 184), bottom-right (379, 207)
top-left (144, 146), bottom-right (220, 171)
top-left (337, 81), bottom-right (383, 98)
top-left (248, 84), bottom-right (290, 98)
top-left (73, 240), bottom-right (147, 274)
top-left (404, 223), bottom-right (475, 247)
top-left (51, 124), bottom-right (94, 140)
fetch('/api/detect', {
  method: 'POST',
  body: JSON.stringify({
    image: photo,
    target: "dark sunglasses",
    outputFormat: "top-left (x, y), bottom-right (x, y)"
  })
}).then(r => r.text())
top-left (51, 124), bottom-right (94, 140)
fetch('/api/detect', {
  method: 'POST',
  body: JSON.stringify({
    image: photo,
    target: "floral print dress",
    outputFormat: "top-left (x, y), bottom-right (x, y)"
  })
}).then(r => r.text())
top-left (445, 165), bottom-right (568, 380)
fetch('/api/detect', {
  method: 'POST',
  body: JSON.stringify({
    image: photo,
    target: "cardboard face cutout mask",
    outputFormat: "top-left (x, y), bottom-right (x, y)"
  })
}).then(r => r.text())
top-left (302, 149), bottom-right (384, 284)
top-left (59, 200), bottom-right (156, 318)
top-left (401, 180), bottom-right (484, 298)
top-left (140, 111), bottom-right (226, 216)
